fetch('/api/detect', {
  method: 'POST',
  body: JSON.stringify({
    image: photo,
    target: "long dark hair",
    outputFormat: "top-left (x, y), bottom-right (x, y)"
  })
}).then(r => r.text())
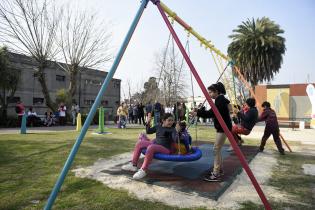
top-left (216, 82), bottom-right (226, 95)
top-left (161, 113), bottom-right (173, 121)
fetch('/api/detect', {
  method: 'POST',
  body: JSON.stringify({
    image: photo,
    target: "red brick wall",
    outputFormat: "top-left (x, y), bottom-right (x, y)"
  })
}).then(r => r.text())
top-left (290, 83), bottom-right (315, 96)
top-left (254, 85), bottom-right (267, 105)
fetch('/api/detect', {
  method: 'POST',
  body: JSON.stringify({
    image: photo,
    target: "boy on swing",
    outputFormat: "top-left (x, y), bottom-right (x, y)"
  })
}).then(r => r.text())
top-left (228, 98), bottom-right (258, 151)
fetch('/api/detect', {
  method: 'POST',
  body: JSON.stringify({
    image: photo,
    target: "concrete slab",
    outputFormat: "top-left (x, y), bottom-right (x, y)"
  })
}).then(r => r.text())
top-left (72, 143), bottom-right (294, 209)
top-left (302, 164), bottom-right (315, 176)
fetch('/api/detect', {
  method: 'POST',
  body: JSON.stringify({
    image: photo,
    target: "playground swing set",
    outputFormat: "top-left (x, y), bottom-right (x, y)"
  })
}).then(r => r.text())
top-left (44, 1), bottom-right (290, 209)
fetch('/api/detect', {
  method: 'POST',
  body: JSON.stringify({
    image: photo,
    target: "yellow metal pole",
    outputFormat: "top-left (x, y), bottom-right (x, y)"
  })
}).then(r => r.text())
top-left (160, 1), bottom-right (261, 108)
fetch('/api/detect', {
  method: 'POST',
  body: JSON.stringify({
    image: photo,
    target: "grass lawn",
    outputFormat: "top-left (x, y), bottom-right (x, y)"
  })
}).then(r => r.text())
top-left (0, 125), bottom-right (314, 209)
top-left (239, 152), bottom-right (315, 210)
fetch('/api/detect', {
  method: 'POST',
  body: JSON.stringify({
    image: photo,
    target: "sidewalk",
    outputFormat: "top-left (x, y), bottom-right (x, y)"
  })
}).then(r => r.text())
top-left (0, 122), bottom-right (145, 134)
top-left (244, 124), bottom-right (315, 145)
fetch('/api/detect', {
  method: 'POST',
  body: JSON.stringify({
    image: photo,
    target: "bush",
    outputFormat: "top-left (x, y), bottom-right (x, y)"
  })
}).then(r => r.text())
top-left (0, 115), bottom-right (19, 127)
top-left (55, 89), bottom-right (70, 105)
top-left (80, 110), bottom-right (99, 125)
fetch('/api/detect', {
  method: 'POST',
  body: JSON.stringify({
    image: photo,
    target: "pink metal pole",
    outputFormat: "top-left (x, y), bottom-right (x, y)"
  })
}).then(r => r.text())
top-left (151, 1), bottom-right (272, 209)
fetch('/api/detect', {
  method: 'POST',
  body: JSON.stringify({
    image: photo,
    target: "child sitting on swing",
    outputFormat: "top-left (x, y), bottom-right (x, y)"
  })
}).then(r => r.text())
top-left (228, 98), bottom-right (258, 151)
top-left (173, 121), bottom-right (192, 154)
top-left (121, 113), bottom-right (180, 180)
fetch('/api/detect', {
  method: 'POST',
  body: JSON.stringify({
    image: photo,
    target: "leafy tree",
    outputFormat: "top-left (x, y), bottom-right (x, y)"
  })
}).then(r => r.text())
top-left (143, 77), bottom-right (160, 104)
top-left (0, 46), bottom-right (20, 122)
top-left (55, 88), bottom-right (69, 106)
top-left (130, 77), bottom-right (159, 105)
top-left (228, 17), bottom-right (286, 86)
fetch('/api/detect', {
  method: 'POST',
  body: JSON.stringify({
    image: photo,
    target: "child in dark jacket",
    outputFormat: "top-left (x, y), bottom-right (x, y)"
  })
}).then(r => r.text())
top-left (173, 121), bottom-right (192, 154)
top-left (257, 101), bottom-right (285, 155)
top-left (121, 113), bottom-right (180, 179)
top-left (231, 98), bottom-right (258, 148)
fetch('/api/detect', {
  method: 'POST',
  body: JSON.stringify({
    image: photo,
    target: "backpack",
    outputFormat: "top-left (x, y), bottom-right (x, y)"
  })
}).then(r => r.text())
top-left (15, 106), bottom-right (21, 113)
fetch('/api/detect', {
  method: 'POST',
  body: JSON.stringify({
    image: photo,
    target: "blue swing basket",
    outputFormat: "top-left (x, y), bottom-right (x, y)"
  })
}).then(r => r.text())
top-left (141, 146), bottom-right (202, 162)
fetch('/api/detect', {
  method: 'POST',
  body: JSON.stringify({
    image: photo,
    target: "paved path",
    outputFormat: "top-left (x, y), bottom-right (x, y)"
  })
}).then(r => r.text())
top-left (244, 124), bottom-right (315, 145)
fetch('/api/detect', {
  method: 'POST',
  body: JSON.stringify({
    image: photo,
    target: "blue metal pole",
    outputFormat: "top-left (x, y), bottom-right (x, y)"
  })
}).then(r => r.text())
top-left (20, 113), bottom-right (27, 134)
top-left (44, 1), bottom-right (149, 209)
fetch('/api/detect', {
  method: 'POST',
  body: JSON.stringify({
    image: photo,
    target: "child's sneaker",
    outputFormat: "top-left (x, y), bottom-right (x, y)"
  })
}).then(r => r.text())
top-left (121, 163), bottom-right (138, 172)
top-left (219, 169), bottom-right (224, 176)
top-left (238, 138), bottom-right (244, 146)
top-left (203, 172), bottom-right (221, 182)
top-left (227, 146), bottom-right (234, 152)
top-left (132, 169), bottom-right (147, 180)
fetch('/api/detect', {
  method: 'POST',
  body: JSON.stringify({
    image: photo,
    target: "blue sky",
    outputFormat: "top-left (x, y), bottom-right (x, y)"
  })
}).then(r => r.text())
top-left (75, 0), bottom-right (315, 98)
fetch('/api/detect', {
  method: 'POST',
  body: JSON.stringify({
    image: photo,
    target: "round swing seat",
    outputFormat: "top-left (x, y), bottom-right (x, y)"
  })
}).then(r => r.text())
top-left (141, 146), bottom-right (202, 162)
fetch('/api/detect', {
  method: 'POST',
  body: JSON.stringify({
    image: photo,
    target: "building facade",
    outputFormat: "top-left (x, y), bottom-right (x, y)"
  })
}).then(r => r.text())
top-left (255, 83), bottom-right (314, 123)
top-left (4, 52), bottom-right (121, 120)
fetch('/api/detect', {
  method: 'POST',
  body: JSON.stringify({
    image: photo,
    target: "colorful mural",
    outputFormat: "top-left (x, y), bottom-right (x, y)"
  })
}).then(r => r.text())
top-left (267, 88), bottom-right (290, 118)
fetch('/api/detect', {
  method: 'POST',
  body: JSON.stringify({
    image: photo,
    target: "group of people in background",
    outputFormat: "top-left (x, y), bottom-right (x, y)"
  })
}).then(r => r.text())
top-left (127, 103), bottom-right (146, 125)
top-left (116, 101), bottom-right (190, 129)
top-left (15, 101), bottom-right (80, 127)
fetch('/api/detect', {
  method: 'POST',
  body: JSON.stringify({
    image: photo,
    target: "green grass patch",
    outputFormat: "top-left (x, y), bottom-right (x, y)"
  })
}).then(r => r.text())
top-left (1, 125), bottom-right (311, 209)
top-left (0, 127), bottom-right (216, 209)
top-left (267, 153), bottom-right (315, 209)
top-left (239, 149), bottom-right (315, 210)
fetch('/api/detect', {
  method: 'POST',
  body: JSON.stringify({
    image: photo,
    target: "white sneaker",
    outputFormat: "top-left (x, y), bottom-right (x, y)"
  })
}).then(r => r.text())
top-left (227, 146), bottom-right (234, 152)
top-left (132, 169), bottom-right (147, 180)
top-left (121, 163), bottom-right (138, 172)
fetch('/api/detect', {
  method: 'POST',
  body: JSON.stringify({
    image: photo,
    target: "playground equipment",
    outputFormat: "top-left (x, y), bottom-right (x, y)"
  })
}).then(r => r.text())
top-left (76, 113), bottom-right (82, 132)
top-left (20, 113), bottom-right (27, 134)
top-left (96, 107), bottom-right (109, 133)
top-left (159, 2), bottom-right (259, 107)
top-left (45, 1), bottom-right (271, 209)
top-left (142, 147), bottom-right (202, 162)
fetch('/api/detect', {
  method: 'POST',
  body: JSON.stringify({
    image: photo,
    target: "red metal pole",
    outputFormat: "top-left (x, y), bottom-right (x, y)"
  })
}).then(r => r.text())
top-left (152, 1), bottom-right (272, 209)
top-left (279, 133), bottom-right (293, 152)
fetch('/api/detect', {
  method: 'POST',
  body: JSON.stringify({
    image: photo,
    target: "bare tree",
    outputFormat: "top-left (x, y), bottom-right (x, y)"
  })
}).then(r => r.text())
top-left (232, 71), bottom-right (249, 105)
top-left (56, 5), bottom-right (112, 101)
top-left (154, 42), bottom-right (187, 106)
top-left (0, 0), bottom-right (60, 111)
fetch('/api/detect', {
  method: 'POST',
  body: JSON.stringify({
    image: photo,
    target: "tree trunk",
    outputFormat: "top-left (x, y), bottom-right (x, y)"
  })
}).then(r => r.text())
top-left (36, 64), bottom-right (55, 111)
top-left (68, 67), bottom-right (78, 98)
top-left (0, 89), bottom-right (6, 124)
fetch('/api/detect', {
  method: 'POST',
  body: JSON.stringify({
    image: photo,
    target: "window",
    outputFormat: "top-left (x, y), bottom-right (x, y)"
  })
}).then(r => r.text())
top-left (113, 81), bottom-right (120, 88)
top-left (85, 79), bottom-right (101, 86)
top-left (7, 97), bottom-right (20, 104)
top-left (33, 97), bottom-right (44, 105)
top-left (84, 99), bottom-right (94, 105)
top-left (56, 75), bottom-right (65, 81)
top-left (101, 100), bottom-right (108, 106)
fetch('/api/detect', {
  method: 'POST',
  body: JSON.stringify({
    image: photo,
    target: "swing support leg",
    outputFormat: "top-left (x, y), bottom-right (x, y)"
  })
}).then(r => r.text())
top-left (279, 133), bottom-right (292, 152)
top-left (152, 1), bottom-right (272, 209)
top-left (44, 1), bottom-right (149, 209)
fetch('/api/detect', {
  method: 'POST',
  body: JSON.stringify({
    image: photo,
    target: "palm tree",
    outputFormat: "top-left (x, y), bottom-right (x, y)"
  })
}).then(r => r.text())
top-left (228, 17), bottom-right (286, 87)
